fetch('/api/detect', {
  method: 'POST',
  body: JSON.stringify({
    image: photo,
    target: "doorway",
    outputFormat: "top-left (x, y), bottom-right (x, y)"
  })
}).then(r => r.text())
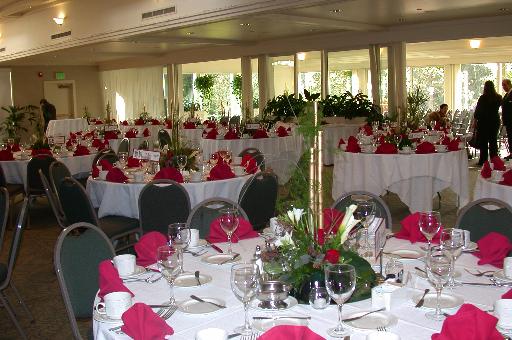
top-left (43, 80), bottom-right (77, 119)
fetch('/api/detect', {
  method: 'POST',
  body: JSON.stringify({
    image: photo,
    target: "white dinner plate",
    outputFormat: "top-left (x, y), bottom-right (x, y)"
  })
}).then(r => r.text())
top-left (119, 265), bottom-right (146, 279)
top-left (253, 317), bottom-right (308, 332)
top-left (463, 241), bottom-right (478, 251)
top-left (188, 239), bottom-right (207, 249)
top-left (201, 254), bottom-right (240, 265)
top-left (411, 293), bottom-right (463, 309)
top-left (178, 297), bottom-right (226, 314)
top-left (385, 249), bottom-right (424, 260)
top-left (93, 309), bottom-right (124, 324)
top-left (416, 268), bottom-right (461, 279)
top-left (398, 150), bottom-right (412, 154)
top-left (493, 270), bottom-right (512, 283)
top-left (174, 272), bottom-right (212, 287)
top-left (250, 296), bottom-right (298, 312)
top-left (344, 311), bottom-right (397, 330)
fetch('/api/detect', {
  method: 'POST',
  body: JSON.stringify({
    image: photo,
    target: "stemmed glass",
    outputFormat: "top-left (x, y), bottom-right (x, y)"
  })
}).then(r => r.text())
top-left (157, 245), bottom-right (181, 306)
top-left (210, 153), bottom-right (219, 166)
top-left (440, 229), bottom-right (464, 288)
top-left (354, 200), bottom-right (376, 258)
top-left (118, 152), bottom-right (128, 169)
top-left (393, 134), bottom-right (402, 147)
top-left (219, 208), bottom-right (240, 254)
top-left (425, 246), bottom-right (452, 321)
top-left (176, 155), bottom-right (187, 173)
top-left (167, 223), bottom-right (191, 274)
top-left (418, 211), bottom-right (441, 251)
top-left (231, 263), bottom-right (260, 336)
top-left (325, 264), bottom-right (356, 337)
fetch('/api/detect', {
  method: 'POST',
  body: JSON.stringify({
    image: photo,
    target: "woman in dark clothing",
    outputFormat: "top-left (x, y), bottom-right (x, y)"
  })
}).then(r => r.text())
top-left (474, 80), bottom-right (502, 165)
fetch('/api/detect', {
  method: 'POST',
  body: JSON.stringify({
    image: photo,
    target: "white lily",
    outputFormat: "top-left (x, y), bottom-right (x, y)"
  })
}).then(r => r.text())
top-left (287, 208), bottom-right (304, 224)
top-left (274, 232), bottom-right (295, 248)
top-left (338, 204), bottom-right (360, 245)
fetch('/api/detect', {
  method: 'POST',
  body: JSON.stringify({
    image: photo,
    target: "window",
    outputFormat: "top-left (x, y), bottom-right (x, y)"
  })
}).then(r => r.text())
top-left (297, 51), bottom-right (321, 96)
top-left (406, 66), bottom-right (445, 110)
top-left (271, 55), bottom-right (294, 96)
top-left (460, 63), bottom-right (498, 110)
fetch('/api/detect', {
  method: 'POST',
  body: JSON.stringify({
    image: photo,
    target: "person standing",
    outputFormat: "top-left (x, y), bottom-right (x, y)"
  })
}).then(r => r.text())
top-left (474, 80), bottom-right (502, 166)
top-left (40, 98), bottom-right (56, 132)
top-left (501, 79), bottom-right (512, 160)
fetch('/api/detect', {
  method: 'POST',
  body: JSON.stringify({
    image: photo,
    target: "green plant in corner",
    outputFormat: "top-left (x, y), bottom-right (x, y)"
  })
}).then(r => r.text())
top-left (232, 74), bottom-right (242, 104)
top-left (0, 105), bottom-right (39, 142)
top-left (194, 74), bottom-right (215, 113)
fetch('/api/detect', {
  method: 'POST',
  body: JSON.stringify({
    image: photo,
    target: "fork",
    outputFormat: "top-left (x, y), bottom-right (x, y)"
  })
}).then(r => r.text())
top-left (185, 249), bottom-right (207, 257)
top-left (377, 326), bottom-right (387, 332)
top-left (109, 307), bottom-right (167, 333)
top-left (161, 305), bottom-right (178, 320)
top-left (464, 269), bottom-right (495, 277)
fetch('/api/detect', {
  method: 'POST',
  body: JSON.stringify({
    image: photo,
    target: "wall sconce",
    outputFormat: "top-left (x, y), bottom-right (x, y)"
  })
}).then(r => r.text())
top-left (53, 16), bottom-right (65, 25)
top-left (469, 39), bottom-right (481, 49)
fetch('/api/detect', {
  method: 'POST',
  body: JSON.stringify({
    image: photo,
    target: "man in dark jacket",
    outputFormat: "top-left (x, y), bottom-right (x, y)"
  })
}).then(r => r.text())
top-left (502, 79), bottom-right (512, 160)
top-left (40, 98), bottom-right (56, 132)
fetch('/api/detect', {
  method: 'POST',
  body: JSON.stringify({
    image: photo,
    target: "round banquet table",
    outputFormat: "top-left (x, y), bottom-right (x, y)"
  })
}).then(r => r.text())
top-left (86, 175), bottom-right (251, 219)
top-left (322, 123), bottom-right (362, 165)
top-left (108, 137), bottom-right (148, 155)
top-left (92, 236), bottom-right (508, 340)
top-left (200, 135), bottom-right (304, 184)
top-left (473, 174), bottom-right (512, 202)
top-left (46, 118), bottom-right (88, 137)
top-left (332, 149), bottom-right (470, 213)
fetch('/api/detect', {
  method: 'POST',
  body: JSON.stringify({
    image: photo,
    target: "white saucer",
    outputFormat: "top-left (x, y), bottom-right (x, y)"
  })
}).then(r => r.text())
top-left (411, 293), bottom-right (463, 309)
top-left (250, 296), bottom-right (298, 312)
top-left (178, 297), bottom-right (226, 314)
top-left (385, 249), bottom-right (424, 260)
top-left (344, 311), bottom-right (398, 330)
top-left (93, 309), bottom-right (124, 324)
top-left (201, 254), bottom-right (240, 265)
top-left (493, 270), bottom-right (512, 283)
top-left (253, 316), bottom-right (308, 332)
top-left (174, 272), bottom-right (212, 287)
top-left (119, 265), bottom-right (146, 279)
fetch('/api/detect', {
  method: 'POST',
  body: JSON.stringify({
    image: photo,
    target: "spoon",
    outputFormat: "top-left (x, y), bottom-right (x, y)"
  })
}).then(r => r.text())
top-left (195, 270), bottom-right (202, 286)
top-left (415, 288), bottom-right (430, 308)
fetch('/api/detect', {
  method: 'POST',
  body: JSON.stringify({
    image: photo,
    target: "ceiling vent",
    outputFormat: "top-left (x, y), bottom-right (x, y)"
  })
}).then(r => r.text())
top-left (142, 6), bottom-right (176, 20)
top-left (51, 31), bottom-right (71, 40)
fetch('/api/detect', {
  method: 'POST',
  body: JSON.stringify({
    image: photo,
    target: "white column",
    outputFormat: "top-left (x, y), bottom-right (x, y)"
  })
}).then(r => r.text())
top-left (321, 50), bottom-right (328, 99)
top-left (387, 42), bottom-right (407, 122)
top-left (369, 45), bottom-right (381, 105)
top-left (294, 53), bottom-right (299, 97)
top-left (258, 55), bottom-right (273, 116)
top-left (241, 56), bottom-right (253, 119)
top-left (387, 46), bottom-right (396, 117)
top-left (444, 65), bottom-right (455, 110)
top-left (453, 64), bottom-right (462, 110)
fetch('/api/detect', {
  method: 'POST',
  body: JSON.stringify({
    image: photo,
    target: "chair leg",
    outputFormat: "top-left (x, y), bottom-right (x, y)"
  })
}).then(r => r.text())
top-left (0, 292), bottom-right (29, 340)
top-left (437, 192), bottom-right (442, 211)
top-left (9, 282), bottom-right (34, 322)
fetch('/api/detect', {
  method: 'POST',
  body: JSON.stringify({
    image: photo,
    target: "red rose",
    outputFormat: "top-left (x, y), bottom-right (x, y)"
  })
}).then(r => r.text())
top-left (324, 249), bottom-right (340, 264)
top-left (316, 229), bottom-right (325, 246)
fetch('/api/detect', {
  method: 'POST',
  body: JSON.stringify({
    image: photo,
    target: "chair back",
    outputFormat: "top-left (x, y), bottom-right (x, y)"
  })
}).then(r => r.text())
top-left (186, 197), bottom-right (248, 239)
top-left (229, 116), bottom-right (240, 125)
top-left (138, 180), bottom-right (191, 234)
top-left (26, 155), bottom-right (56, 196)
top-left (157, 129), bottom-right (172, 149)
top-left (54, 223), bottom-right (115, 340)
top-left (39, 170), bottom-right (67, 228)
top-left (0, 187), bottom-right (8, 251)
top-left (58, 177), bottom-right (98, 227)
top-left (117, 138), bottom-right (129, 154)
top-left (139, 139), bottom-right (149, 150)
top-left (96, 153), bottom-right (119, 166)
top-left (455, 198), bottom-right (512, 242)
top-left (238, 173), bottom-right (278, 231)
top-left (0, 166), bottom-right (7, 187)
top-left (331, 191), bottom-right (392, 229)
top-left (239, 148), bottom-right (265, 170)
top-left (49, 161), bottom-right (71, 197)
top-left (92, 148), bottom-right (116, 167)
top-left (0, 197), bottom-right (28, 291)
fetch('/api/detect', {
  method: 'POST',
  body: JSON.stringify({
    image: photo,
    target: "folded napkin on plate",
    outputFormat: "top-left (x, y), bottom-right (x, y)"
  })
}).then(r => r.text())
top-left (153, 167), bottom-right (183, 183)
top-left (142, 128), bottom-right (150, 137)
top-left (134, 231), bottom-right (168, 266)
top-left (104, 131), bottom-right (119, 140)
top-left (224, 129), bottom-right (239, 140)
top-left (183, 122), bottom-right (196, 129)
top-left (252, 129), bottom-right (269, 139)
top-left (7, 144), bottom-right (20, 152)
top-left (134, 118), bottom-right (145, 126)
top-left (415, 141), bottom-right (436, 154)
top-left (208, 162), bottom-right (235, 180)
top-left (502, 289), bottom-right (512, 299)
top-left (127, 157), bottom-right (141, 168)
top-left (323, 208), bottom-right (345, 234)
top-left (69, 132), bottom-right (77, 140)
top-left (92, 138), bottom-right (104, 149)
top-left (106, 168), bottom-right (128, 183)
top-left (500, 170), bottom-right (512, 186)
top-left (31, 148), bottom-right (52, 156)
top-left (481, 161), bottom-right (492, 179)
top-left (98, 260), bottom-right (134, 300)
top-left (360, 124), bottom-right (373, 136)
top-left (276, 126), bottom-right (288, 137)
top-left (241, 154), bottom-right (258, 174)
top-left (395, 212), bottom-right (442, 244)
top-left (375, 142), bottom-right (398, 154)
top-left (121, 120), bottom-right (129, 126)
top-left (346, 136), bottom-right (361, 153)
top-left (441, 136), bottom-right (451, 145)
top-left (431, 304), bottom-right (502, 340)
top-left (150, 119), bottom-right (160, 125)
top-left (258, 325), bottom-right (325, 340)
top-left (205, 128), bottom-right (218, 139)
top-left (447, 139), bottom-right (460, 151)
top-left (73, 145), bottom-right (90, 156)
top-left (99, 159), bottom-right (114, 171)
top-left (121, 303), bottom-right (173, 340)
top-left (125, 130), bottom-right (137, 138)
top-left (491, 155), bottom-right (506, 171)
top-left (91, 165), bottom-right (99, 178)
top-left (208, 217), bottom-right (258, 243)
top-left (95, 120), bottom-right (103, 125)
top-left (165, 120), bottom-right (172, 129)
top-left (206, 121), bottom-right (216, 129)
top-left (472, 232), bottom-right (512, 268)
top-left (0, 150), bottom-right (14, 161)
top-left (338, 137), bottom-right (345, 147)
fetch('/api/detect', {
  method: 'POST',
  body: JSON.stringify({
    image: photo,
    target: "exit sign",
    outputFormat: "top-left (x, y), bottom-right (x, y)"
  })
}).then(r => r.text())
top-left (55, 72), bottom-right (65, 80)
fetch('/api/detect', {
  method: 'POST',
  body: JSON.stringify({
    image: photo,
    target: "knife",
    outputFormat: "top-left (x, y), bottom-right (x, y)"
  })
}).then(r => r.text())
top-left (253, 316), bottom-right (311, 320)
top-left (207, 240), bottom-right (223, 253)
top-left (190, 295), bottom-right (226, 309)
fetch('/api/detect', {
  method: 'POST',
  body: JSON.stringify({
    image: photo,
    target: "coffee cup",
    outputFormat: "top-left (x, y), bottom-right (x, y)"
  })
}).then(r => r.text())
top-left (495, 299), bottom-right (512, 330)
top-left (189, 229), bottom-right (200, 247)
top-left (233, 166), bottom-right (246, 176)
top-left (113, 254), bottom-right (136, 276)
top-left (99, 170), bottom-right (108, 180)
top-left (196, 328), bottom-right (227, 340)
top-left (454, 228), bottom-right (471, 248)
top-left (133, 171), bottom-right (144, 183)
top-left (504, 257), bottom-right (512, 279)
top-left (190, 171), bottom-right (202, 182)
top-left (94, 291), bottom-right (132, 319)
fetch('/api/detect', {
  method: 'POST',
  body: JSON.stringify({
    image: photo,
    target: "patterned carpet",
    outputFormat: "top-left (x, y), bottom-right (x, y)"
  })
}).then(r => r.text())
top-left (0, 165), bottom-right (479, 339)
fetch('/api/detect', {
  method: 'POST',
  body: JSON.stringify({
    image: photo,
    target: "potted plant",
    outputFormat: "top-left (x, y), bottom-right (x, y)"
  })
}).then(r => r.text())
top-left (0, 105), bottom-right (39, 142)
top-left (194, 74), bottom-right (215, 113)
top-left (263, 93), bottom-right (307, 121)
top-left (406, 87), bottom-right (429, 130)
top-left (319, 91), bottom-right (381, 125)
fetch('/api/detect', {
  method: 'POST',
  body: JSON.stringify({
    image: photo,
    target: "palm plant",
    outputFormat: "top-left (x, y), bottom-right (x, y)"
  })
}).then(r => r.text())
top-left (0, 105), bottom-right (39, 142)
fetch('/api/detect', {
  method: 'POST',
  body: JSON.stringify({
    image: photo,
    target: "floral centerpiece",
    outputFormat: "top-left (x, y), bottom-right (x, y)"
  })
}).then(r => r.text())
top-left (159, 116), bottom-right (199, 171)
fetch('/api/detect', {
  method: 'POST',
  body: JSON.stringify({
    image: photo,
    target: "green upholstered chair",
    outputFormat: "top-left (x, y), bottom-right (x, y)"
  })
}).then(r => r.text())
top-left (331, 191), bottom-right (392, 229)
top-left (92, 148), bottom-right (116, 167)
top-left (117, 138), bottom-right (129, 154)
top-left (157, 129), bottom-right (172, 149)
top-left (96, 152), bottom-right (119, 166)
top-left (238, 172), bottom-right (278, 231)
top-left (39, 170), bottom-right (67, 229)
top-left (0, 165), bottom-right (25, 227)
top-left (26, 154), bottom-right (56, 197)
top-left (49, 161), bottom-right (71, 197)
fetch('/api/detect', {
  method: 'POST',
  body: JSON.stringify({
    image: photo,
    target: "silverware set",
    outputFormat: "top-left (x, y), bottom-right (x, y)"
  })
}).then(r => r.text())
top-left (122, 273), bottom-right (163, 284)
top-left (342, 308), bottom-right (385, 322)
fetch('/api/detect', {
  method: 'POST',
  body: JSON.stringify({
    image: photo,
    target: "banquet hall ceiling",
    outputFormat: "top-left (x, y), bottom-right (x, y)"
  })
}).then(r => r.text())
top-left (2, 0), bottom-right (512, 66)
top-left (0, 0), bottom-right (66, 19)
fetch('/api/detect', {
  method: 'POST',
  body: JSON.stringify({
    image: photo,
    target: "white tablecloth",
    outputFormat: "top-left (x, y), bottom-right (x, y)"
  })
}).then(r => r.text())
top-left (108, 138), bottom-right (148, 155)
top-left (92, 237), bottom-right (507, 340)
top-left (46, 118), bottom-right (88, 137)
top-left (181, 129), bottom-right (204, 146)
top-left (200, 135), bottom-right (304, 184)
top-left (322, 123), bottom-right (362, 165)
top-left (332, 150), bottom-right (470, 213)
top-left (86, 175), bottom-right (251, 219)
top-left (473, 175), bottom-right (512, 203)
top-left (119, 125), bottom-right (164, 148)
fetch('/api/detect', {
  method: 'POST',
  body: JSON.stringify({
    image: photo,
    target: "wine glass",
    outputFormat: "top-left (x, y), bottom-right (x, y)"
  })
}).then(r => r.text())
top-left (393, 134), bottom-right (402, 147)
top-left (157, 245), bottom-right (181, 305)
top-left (118, 152), bottom-right (128, 169)
top-left (425, 246), bottom-right (452, 321)
top-left (324, 264), bottom-right (356, 337)
top-left (176, 155), bottom-right (187, 173)
top-left (418, 211), bottom-right (441, 251)
top-left (231, 263), bottom-right (260, 336)
top-left (219, 208), bottom-right (240, 254)
top-left (210, 153), bottom-right (219, 165)
top-left (354, 200), bottom-right (376, 258)
top-left (167, 223), bottom-right (191, 274)
top-left (440, 229), bottom-right (464, 288)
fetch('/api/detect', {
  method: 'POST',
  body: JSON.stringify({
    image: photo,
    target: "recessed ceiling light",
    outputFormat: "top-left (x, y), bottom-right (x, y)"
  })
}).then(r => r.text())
top-left (499, 7), bottom-right (509, 11)
top-left (239, 23), bottom-right (250, 27)
top-left (330, 9), bottom-right (342, 13)
top-left (186, 32), bottom-right (194, 35)
top-left (469, 39), bottom-right (481, 49)
top-left (416, 8), bottom-right (422, 11)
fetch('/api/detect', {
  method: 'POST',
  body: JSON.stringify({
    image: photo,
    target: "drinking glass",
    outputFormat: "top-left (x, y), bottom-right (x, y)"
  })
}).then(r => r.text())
top-left (393, 134), bottom-right (402, 147)
top-left (425, 246), bottom-right (452, 321)
top-left (440, 229), bottom-right (464, 288)
top-left (157, 245), bottom-right (180, 305)
top-left (176, 155), bottom-right (187, 173)
top-left (118, 152), bottom-right (128, 169)
top-left (324, 264), bottom-right (356, 337)
top-left (354, 200), bottom-right (376, 258)
top-left (167, 223), bottom-right (191, 274)
top-left (231, 263), bottom-right (260, 335)
top-left (219, 208), bottom-right (240, 254)
top-left (418, 211), bottom-right (441, 251)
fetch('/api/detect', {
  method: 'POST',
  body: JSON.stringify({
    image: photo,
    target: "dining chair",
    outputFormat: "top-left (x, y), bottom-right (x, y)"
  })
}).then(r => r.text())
top-left (157, 129), bottom-right (172, 149)
top-left (39, 170), bottom-right (67, 229)
top-left (138, 179), bottom-right (191, 235)
top-left (96, 153), bottom-right (119, 166)
top-left (91, 148), bottom-right (116, 167)
top-left (331, 191), bottom-right (392, 229)
top-left (0, 165), bottom-right (24, 228)
top-left (0, 197), bottom-right (34, 340)
top-left (54, 222), bottom-right (115, 340)
top-left (186, 197), bottom-right (248, 239)
top-left (238, 172), bottom-right (278, 231)
top-left (239, 148), bottom-right (265, 170)
top-left (26, 154), bottom-right (56, 227)
top-left (455, 198), bottom-right (512, 242)
top-left (49, 160), bottom-right (71, 201)
top-left (57, 177), bottom-right (139, 253)
top-left (117, 138), bottom-right (130, 154)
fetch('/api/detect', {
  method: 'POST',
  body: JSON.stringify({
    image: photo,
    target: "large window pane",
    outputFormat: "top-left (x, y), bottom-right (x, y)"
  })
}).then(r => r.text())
top-left (460, 63), bottom-right (498, 110)
top-left (328, 49), bottom-right (370, 96)
top-left (297, 51), bottom-right (321, 95)
top-left (271, 55), bottom-right (294, 96)
top-left (406, 66), bottom-right (445, 110)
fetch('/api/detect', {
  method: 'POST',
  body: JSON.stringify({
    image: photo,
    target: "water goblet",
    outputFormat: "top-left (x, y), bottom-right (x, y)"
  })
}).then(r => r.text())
top-left (440, 229), bottom-right (464, 288)
top-left (118, 152), bottom-right (128, 169)
top-left (167, 223), bottom-right (191, 274)
top-left (418, 211), bottom-right (441, 251)
top-left (393, 134), bottom-right (402, 147)
top-left (354, 200), bottom-right (376, 258)
top-left (231, 263), bottom-right (260, 336)
top-left (219, 208), bottom-right (239, 254)
top-left (157, 245), bottom-right (180, 305)
top-left (324, 264), bottom-right (356, 337)
top-left (176, 154), bottom-right (187, 173)
top-left (425, 246), bottom-right (452, 321)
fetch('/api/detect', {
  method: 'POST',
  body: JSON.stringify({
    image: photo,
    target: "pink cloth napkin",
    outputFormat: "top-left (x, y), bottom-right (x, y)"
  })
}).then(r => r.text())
top-left (431, 304), bottom-right (502, 340)
top-left (104, 131), bottom-right (119, 140)
top-left (97, 260), bottom-right (134, 300)
top-left (276, 126), bottom-right (288, 137)
top-left (252, 129), bottom-right (269, 139)
top-left (165, 120), bottom-right (172, 129)
top-left (360, 124), bottom-right (373, 136)
top-left (481, 161), bottom-right (492, 178)
top-left (92, 139), bottom-right (106, 149)
top-left (208, 163), bottom-right (235, 180)
top-left (121, 120), bottom-right (129, 126)
top-left (440, 136), bottom-right (451, 145)
top-left (205, 129), bottom-right (218, 139)
top-left (99, 159), bottom-right (114, 171)
top-left (7, 144), bottom-right (20, 152)
top-left (106, 168), bottom-right (128, 183)
top-left (491, 156), bottom-right (506, 171)
top-left (127, 157), bottom-right (140, 168)
top-left (134, 231), bottom-right (168, 266)
top-left (241, 154), bottom-right (258, 174)
top-left (447, 139), bottom-right (460, 151)
top-left (183, 122), bottom-right (196, 129)
top-left (415, 141), bottom-right (436, 154)
top-left (472, 232), bottom-right (512, 268)
top-left (338, 137), bottom-right (345, 147)
top-left (502, 290), bottom-right (512, 299)
top-left (376, 142), bottom-right (398, 154)
top-left (92, 165), bottom-right (100, 178)
top-left (346, 136), bottom-right (361, 153)
top-left (95, 120), bottom-right (103, 125)
top-left (224, 129), bottom-right (239, 140)
top-left (121, 303), bottom-right (174, 340)
top-left (259, 326), bottom-right (325, 340)
top-left (500, 170), bottom-right (512, 186)
top-left (150, 119), bottom-right (160, 125)
top-left (323, 208), bottom-right (345, 234)
top-left (31, 148), bottom-right (52, 157)
top-left (395, 212), bottom-right (442, 244)
top-left (134, 118), bottom-right (145, 126)
top-left (125, 130), bottom-right (137, 138)
top-left (142, 128), bottom-right (150, 137)
top-left (153, 167), bottom-right (184, 183)
top-left (208, 217), bottom-right (258, 243)
top-left (73, 145), bottom-right (90, 156)
top-left (0, 150), bottom-right (14, 161)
